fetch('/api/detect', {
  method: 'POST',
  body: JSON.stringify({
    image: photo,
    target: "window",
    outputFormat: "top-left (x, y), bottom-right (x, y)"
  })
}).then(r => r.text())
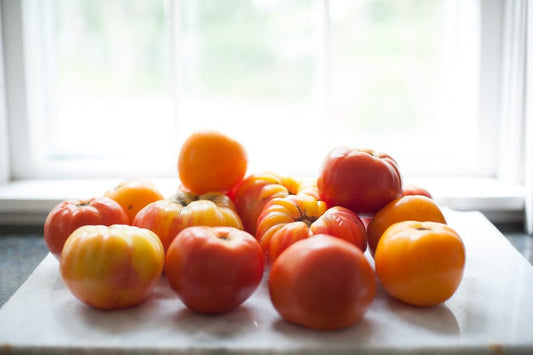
top-left (2, 0), bottom-right (504, 180)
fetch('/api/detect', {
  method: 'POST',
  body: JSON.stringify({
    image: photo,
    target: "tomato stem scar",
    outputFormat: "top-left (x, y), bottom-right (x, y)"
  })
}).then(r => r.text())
top-left (172, 191), bottom-right (198, 206)
top-left (76, 199), bottom-right (92, 207)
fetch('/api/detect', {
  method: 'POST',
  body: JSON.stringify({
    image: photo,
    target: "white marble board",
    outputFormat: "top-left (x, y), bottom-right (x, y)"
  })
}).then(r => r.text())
top-left (1, 210), bottom-right (532, 354)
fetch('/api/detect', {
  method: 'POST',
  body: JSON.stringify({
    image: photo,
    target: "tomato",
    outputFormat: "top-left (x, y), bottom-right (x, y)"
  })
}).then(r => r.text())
top-left (269, 235), bottom-right (376, 330)
top-left (165, 226), bottom-right (264, 314)
top-left (60, 224), bottom-right (165, 310)
top-left (297, 178), bottom-right (320, 200)
top-left (44, 197), bottom-right (129, 260)
top-left (367, 195), bottom-right (447, 255)
top-left (231, 172), bottom-right (318, 236)
top-left (402, 183), bottom-right (433, 199)
top-left (132, 190), bottom-right (243, 252)
top-left (104, 178), bottom-right (164, 222)
top-left (375, 221), bottom-right (465, 307)
top-left (178, 130), bottom-right (248, 194)
top-left (256, 194), bottom-right (367, 262)
top-left (310, 206), bottom-right (367, 251)
top-left (317, 146), bottom-right (402, 215)
top-left (232, 172), bottom-right (292, 235)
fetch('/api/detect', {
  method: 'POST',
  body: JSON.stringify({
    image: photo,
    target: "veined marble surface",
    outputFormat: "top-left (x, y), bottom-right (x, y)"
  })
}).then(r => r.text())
top-left (0, 210), bottom-right (532, 354)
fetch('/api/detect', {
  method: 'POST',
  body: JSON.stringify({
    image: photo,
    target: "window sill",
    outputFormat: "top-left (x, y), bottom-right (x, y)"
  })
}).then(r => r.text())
top-left (0, 177), bottom-right (526, 225)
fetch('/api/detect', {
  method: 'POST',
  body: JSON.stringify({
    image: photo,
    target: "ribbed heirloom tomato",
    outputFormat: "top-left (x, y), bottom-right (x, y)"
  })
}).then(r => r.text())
top-left (133, 190), bottom-right (243, 252)
top-left (44, 196), bottom-right (129, 260)
top-left (375, 221), bottom-right (466, 307)
top-left (60, 224), bottom-right (165, 310)
top-left (178, 130), bottom-right (248, 194)
top-left (367, 195), bottom-right (447, 255)
top-left (231, 171), bottom-right (318, 236)
top-left (256, 194), bottom-right (367, 262)
top-left (165, 226), bottom-right (264, 314)
top-left (269, 235), bottom-right (376, 330)
top-left (104, 178), bottom-right (164, 222)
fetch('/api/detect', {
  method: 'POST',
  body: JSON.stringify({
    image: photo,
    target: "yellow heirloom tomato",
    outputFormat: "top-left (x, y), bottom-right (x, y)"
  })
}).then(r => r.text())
top-left (133, 190), bottom-right (243, 252)
top-left (60, 224), bottom-right (165, 310)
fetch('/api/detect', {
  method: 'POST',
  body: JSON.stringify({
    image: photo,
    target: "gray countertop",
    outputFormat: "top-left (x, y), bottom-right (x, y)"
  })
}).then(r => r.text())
top-left (1, 226), bottom-right (49, 307)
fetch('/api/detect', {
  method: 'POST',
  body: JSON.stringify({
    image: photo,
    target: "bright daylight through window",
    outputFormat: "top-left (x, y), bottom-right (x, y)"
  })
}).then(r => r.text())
top-left (7, 0), bottom-right (494, 179)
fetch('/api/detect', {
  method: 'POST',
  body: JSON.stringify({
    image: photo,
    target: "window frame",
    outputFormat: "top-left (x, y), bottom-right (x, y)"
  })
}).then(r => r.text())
top-left (0, 1), bottom-right (8, 184)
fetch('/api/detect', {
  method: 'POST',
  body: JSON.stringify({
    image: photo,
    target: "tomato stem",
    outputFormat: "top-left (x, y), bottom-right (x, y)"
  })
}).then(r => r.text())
top-left (295, 204), bottom-right (317, 227)
top-left (172, 191), bottom-right (198, 206)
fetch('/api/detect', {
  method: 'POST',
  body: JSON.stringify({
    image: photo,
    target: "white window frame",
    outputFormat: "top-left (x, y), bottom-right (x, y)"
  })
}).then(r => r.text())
top-left (0, 1), bottom-right (8, 185)
top-left (0, 0), bottom-right (530, 230)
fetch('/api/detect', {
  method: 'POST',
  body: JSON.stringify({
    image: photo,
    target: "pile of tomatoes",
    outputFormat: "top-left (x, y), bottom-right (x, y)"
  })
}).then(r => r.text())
top-left (44, 129), bottom-right (466, 331)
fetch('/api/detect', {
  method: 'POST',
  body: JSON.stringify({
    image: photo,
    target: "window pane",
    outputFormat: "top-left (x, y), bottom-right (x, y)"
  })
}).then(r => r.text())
top-left (18, 0), bottom-right (488, 179)
top-left (174, 0), bottom-right (324, 176)
top-left (329, 0), bottom-right (482, 176)
top-left (40, 0), bottom-right (175, 173)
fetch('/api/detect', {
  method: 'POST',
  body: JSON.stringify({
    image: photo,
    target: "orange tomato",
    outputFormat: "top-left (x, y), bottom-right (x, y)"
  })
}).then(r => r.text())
top-left (367, 195), bottom-right (447, 255)
top-left (178, 130), bottom-right (248, 194)
top-left (269, 235), bottom-right (376, 330)
top-left (104, 178), bottom-right (164, 222)
top-left (257, 194), bottom-right (327, 261)
top-left (375, 221), bottom-right (465, 307)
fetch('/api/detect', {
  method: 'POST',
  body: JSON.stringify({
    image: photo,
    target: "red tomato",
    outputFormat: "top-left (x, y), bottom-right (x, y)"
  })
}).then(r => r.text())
top-left (310, 206), bottom-right (367, 251)
top-left (375, 221), bottom-right (465, 307)
top-left (256, 194), bottom-right (367, 262)
top-left (269, 235), bottom-right (376, 330)
top-left (133, 190), bottom-right (243, 252)
top-left (60, 224), bottom-right (165, 310)
top-left (317, 147), bottom-right (402, 215)
top-left (44, 197), bottom-right (129, 260)
top-left (165, 226), bottom-right (264, 314)
top-left (402, 183), bottom-right (433, 199)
